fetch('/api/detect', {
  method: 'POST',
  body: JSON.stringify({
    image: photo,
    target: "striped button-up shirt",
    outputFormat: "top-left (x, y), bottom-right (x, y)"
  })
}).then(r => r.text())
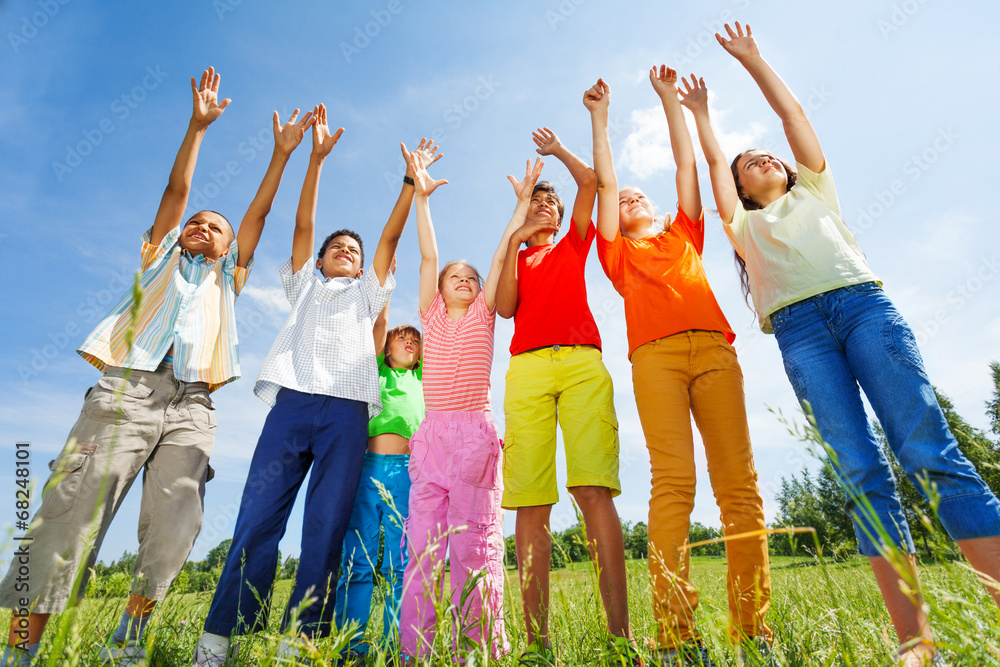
top-left (254, 259), bottom-right (394, 418)
top-left (77, 226), bottom-right (252, 392)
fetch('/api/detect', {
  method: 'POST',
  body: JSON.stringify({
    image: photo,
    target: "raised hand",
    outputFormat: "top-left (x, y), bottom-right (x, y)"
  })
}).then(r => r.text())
top-left (649, 65), bottom-right (679, 99)
top-left (532, 127), bottom-right (563, 156)
top-left (678, 74), bottom-right (709, 113)
top-left (403, 138), bottom-right (443, 179)
top-left (404, 145), bottom-right (449, 197)
top-left (311, 103), bottom-right (345, 158)
top-left (507, 157), bottom-right (544, 201)
top-left (583, 78), bottom-right (610, 113)
top-left (190, 66), bottom-right (231, 128)
top-left (716, 22), bottom-right (759, 61)
top-left (273, 108), bottom-right (315, 156)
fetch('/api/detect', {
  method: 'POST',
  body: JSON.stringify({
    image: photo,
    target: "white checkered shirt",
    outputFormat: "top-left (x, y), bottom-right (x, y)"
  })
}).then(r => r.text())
top-left (254, 258), bottom-right (394, 417)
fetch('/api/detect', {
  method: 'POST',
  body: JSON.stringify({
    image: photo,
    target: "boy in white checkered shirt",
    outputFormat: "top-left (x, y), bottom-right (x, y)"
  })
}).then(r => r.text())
top-left (194, 104), bottom-right (442, 665)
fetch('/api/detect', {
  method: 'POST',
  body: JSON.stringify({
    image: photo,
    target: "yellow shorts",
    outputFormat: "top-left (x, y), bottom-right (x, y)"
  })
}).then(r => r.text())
top-left (501, 345), bottom-right (620, 509)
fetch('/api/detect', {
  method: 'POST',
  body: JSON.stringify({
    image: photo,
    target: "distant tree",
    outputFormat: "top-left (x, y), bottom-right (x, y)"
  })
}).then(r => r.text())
top-left (688, 522), bottom-right (724, 557)
top-left (280, 555), bottom-right (299, 581)
top-left (561, 524), bottom-right (591, 563)
top-left (504, 534), bottom-right (517, 568)
top-left (623, 521), bottom-right (648, 560)
top-left (201, 539), bottom-right (233, 572)
top-left (988, 361), bottom-right (1000, 438)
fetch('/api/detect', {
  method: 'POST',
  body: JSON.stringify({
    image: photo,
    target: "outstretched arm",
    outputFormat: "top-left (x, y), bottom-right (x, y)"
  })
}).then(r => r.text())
top-left (373, 301), bottom-right (390, 356)
top-left (292, 104), bottom-right (344, 273)
top-left (680, 74), bottom-right (739, 224)
top-left (532, 127), bottom-right (596, 239)
top-left (372, 139), bottom-right (442, 287)
top-left (408, 149), bottom-right (449, 314)
top-left (235, 109), bottom-right (314, 268)
top-left (151, 67), bottom-right (231, 247)
top-left (585, 79), bottom-right (618, 243)
top-left (485, 159), bottom-right (544, 312)
top-left (717, 22), bottom-right (824, 172)
top-left (495, 159), bottom-right (556, 319)
top-left (650, 65), bottom-right (701, 220)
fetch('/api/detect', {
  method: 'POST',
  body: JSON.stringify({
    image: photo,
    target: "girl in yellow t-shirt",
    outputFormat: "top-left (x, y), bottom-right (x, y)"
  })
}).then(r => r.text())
top-left (687, 21), bottom-right (1000, 667)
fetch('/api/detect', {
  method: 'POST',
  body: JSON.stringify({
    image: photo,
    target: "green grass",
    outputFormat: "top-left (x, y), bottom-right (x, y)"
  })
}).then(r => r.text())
top-left (6, 554), bottom-right (1000, 665)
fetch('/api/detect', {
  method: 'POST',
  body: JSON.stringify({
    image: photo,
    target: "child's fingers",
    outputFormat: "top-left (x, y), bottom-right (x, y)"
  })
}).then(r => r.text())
top-left (331, 127), bottom-right (344, 143)
top-left (744, 23), bottom-right (752, 37)
top-left (217, 98), bottom-right (231, 110)
top-left (288, 108), bottom-right (300, 124)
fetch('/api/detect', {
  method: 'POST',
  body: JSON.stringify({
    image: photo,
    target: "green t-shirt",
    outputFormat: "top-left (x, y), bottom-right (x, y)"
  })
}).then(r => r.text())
top-left (368, 353), bottom-right (425, 438)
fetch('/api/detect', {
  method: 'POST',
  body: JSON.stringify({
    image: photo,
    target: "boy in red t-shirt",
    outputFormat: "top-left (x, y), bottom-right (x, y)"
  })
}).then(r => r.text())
top-left (495, 127), bottom-right (638, 665)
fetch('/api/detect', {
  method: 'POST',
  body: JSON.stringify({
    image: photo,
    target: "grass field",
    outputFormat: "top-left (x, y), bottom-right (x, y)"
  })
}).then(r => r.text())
top-left (8, 553), bottom-right (1000, 666)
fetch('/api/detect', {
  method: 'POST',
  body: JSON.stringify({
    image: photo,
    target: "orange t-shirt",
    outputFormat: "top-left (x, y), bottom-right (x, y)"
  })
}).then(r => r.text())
top-left (596, 209), bottom-right (734, 359)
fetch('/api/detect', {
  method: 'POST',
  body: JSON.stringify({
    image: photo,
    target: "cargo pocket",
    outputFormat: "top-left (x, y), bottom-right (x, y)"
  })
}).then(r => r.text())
top-left (460, 442), bottom-right (500, 490)
top-left (188, 393), bottom-right (217, 434)
top-left (82, 375), bottom-right (153, 424)
top-left (39, 444), bottom-right (96, 520)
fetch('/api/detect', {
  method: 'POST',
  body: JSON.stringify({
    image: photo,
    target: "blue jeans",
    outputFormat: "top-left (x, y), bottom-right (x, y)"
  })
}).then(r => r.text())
top-left (771, 282), bottom-right (1000, 557)
top-left (203, 388), bottom-right (369, 637)
top-left (334, 451), bottom-right (411, 654)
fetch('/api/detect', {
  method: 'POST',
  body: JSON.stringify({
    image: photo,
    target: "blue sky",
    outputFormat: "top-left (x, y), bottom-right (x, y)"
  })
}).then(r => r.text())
top-left (2, 1), bottom-right (999, 567)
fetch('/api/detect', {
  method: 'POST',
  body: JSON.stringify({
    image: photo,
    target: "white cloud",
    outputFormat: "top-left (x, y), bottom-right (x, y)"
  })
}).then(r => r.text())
top-left (619, 92), bottom-right (767, 181)
top-left (240, 285), bottom-right (291, 315)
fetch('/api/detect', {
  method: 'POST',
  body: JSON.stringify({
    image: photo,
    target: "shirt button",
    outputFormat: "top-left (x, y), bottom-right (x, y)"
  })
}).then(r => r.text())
top-left (552, 344), bottom-right (561, 351)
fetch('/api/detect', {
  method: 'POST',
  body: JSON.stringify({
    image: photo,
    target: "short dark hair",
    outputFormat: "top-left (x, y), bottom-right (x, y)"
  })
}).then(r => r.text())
top-left (318, 229), bottom-right (365, 267)
top-left (188, 210), bottom-right (235, 243)
top-left (531, 181), bottom-right (565, 223)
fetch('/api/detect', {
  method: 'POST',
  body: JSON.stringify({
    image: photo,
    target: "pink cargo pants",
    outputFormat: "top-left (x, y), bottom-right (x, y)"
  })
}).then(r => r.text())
top-left (399, 410), bottom-right (509, 659)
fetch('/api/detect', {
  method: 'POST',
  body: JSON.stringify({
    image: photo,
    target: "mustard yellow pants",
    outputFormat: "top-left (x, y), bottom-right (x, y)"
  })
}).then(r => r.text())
top-left (631, 330), bottom-right (771, 647)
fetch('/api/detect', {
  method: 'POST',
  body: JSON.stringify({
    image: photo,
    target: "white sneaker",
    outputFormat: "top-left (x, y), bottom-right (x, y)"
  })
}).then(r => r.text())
top-left (99, 640), bottom-right (147, 666)
top-left (192, 634), bottom-right (235, 666)
top-left (276, 637), bottom-right (300, 662)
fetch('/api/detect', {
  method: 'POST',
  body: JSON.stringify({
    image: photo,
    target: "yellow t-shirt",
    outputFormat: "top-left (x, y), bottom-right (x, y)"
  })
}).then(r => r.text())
top-left (724, 163), bottom-right (879, 333)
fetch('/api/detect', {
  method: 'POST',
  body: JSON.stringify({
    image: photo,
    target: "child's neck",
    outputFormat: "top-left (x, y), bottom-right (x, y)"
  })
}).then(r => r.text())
top-left (445, 302), bottom-right (471, 321)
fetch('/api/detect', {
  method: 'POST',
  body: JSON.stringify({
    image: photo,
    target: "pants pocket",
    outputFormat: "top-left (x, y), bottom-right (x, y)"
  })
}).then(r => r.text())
top-left (187, 393), bottom-right (217, 433)
top-left (39, 444), bottom-right (96, 520)
top-left (83, 374), bottom-right (154, 424)
top-left (460, 442), bottom-right (500, 490)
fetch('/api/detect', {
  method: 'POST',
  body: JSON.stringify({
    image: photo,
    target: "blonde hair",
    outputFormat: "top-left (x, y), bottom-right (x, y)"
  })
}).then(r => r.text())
top-left (437, 260), bottom-right (483, 291)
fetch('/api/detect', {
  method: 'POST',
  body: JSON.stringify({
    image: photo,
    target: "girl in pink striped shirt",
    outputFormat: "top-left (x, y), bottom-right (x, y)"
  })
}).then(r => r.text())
top-left (399, 151), bottom-right (544, 662)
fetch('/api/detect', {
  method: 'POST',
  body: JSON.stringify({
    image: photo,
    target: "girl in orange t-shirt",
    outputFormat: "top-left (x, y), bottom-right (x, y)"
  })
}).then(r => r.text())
top-left (586, 68), bottom-right (771, 663)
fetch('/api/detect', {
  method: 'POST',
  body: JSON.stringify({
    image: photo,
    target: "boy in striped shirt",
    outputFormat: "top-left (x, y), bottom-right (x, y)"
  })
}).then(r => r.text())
top-left (0, 68), bottom-right (314, 667)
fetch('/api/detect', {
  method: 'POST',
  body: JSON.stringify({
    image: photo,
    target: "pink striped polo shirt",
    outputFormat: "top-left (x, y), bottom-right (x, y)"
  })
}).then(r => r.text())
top-left (419, 290), bottom-right (496, 412)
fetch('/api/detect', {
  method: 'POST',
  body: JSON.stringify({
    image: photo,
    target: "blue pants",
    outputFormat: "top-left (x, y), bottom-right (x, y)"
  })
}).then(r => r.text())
top-left (771, 282), bottom-right (1000, 556)
top-left (203, 388), bottom-right (368, 637)
top-left (334, 451), bottom-right (411, 654)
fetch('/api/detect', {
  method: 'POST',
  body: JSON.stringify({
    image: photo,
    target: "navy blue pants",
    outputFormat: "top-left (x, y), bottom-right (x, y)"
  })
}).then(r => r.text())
top-left (204, 388), bottom-right (369, 637)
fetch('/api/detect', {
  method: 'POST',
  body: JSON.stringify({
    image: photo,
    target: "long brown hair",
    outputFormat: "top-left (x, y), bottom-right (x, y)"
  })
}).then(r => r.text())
top-left (728, 150), bottom-right (799, 310)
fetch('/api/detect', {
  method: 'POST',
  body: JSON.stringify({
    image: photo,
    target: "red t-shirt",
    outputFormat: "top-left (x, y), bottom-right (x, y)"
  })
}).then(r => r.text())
top-left (510, 220), bottom-right (602, 356)
top-left (596, 209), bottom-right (734, 359)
